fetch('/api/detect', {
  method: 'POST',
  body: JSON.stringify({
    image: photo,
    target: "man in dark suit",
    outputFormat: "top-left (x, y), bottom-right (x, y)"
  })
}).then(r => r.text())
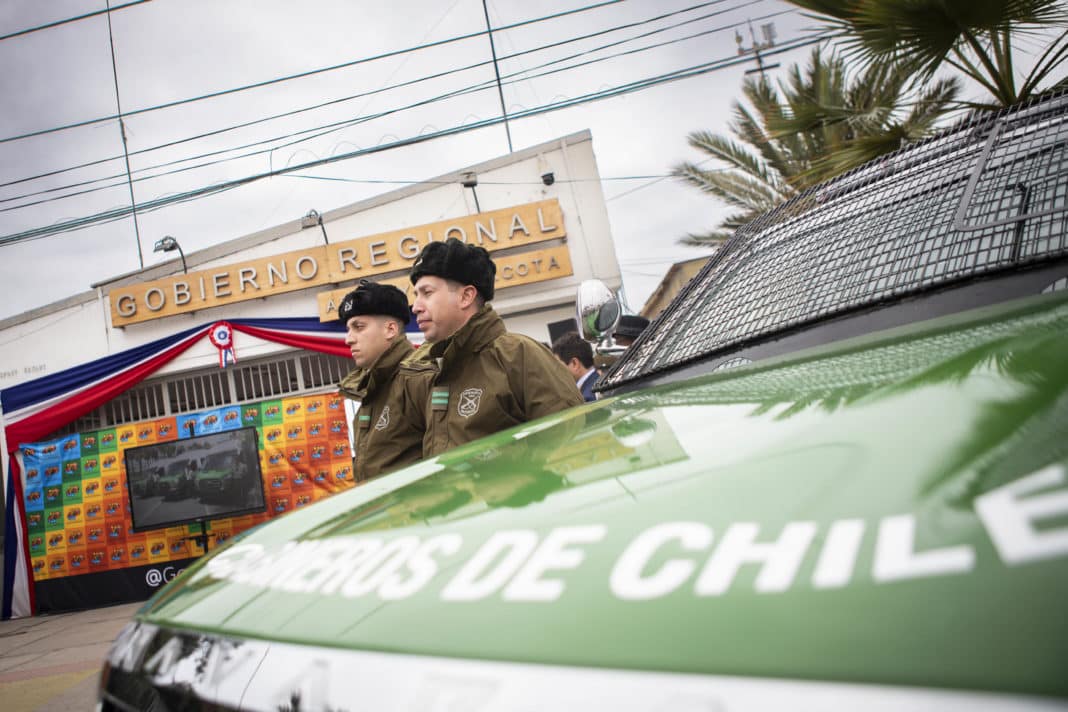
top-left (552, 332), bottom-right (598, 402)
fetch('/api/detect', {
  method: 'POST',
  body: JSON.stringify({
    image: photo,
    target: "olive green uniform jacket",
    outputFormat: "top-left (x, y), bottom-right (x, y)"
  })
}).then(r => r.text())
top-left (338, 337), bottom-right (432, 483)
top-left (403, 305), bottom-right (584, 458)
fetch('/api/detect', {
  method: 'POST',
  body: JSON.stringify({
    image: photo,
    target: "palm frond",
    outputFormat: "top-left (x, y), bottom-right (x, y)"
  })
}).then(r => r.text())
top-left (675, 34), bottom-right (962, 245)
top-left (684, 131), bottom-right (773, 186)
top-left (901, 77), bottom-right (963, 136)
top-left (679, 227), bottom-right (738, 247)
top-left (786, 0), bottom-right (1068, 105)
top-left (672, 163), bottom-right (788, 213)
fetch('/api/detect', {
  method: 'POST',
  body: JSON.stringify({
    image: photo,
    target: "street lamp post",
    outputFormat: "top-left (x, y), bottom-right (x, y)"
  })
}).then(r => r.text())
top-left (461, 172), bottom-right (482, 213)
top-left (153, 236), bottom-right (187, 273)
top-left (302, 209), bottom-right (330, 244)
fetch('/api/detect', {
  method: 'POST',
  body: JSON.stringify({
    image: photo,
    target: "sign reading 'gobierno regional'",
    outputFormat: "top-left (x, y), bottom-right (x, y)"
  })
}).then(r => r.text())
top-left (109, 200), bottom-right (569, 327)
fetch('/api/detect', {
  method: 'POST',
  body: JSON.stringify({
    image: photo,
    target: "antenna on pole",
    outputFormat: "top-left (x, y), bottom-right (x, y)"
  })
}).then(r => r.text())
top-left (736, 20), bottom-right (780, 81)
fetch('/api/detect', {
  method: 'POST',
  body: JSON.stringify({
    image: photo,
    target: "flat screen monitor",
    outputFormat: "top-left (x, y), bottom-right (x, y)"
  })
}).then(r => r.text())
top-left (123, 426), bottom-right (267, 533)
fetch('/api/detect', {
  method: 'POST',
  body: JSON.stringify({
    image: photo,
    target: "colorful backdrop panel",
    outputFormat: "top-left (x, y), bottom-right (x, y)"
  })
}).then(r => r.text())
top-left (18, 392), bottom-right (353, 610)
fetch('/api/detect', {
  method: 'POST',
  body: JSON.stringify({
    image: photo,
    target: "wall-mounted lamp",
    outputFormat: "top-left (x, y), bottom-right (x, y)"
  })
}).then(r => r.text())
top-left (537, 154), bottom-right (555, 186)
top-left (461, 172), bottom-right (481, 213)
top-left (153, 235), bottom-right (187, 274)
top-left (301, 209), bottom-right (330, 244)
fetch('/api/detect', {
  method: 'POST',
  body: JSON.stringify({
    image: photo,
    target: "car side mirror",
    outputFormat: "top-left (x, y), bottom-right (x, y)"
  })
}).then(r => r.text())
top-left (576, 280), bottom-right (625, 359)
top-left (577, 280), bottom-right (621, 340)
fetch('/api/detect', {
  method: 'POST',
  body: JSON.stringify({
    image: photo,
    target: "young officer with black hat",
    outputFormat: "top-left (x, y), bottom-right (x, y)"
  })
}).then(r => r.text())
top-left (337, 280), bottom-right (432, 482)
top-left (404, 237), bottom-right (583, 457)
top-left (614, 314), bottom-right (650, 347)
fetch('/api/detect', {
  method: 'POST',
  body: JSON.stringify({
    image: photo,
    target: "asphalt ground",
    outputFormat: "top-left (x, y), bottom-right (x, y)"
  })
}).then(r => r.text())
top-left (0, 598), bottom-right (139, 711)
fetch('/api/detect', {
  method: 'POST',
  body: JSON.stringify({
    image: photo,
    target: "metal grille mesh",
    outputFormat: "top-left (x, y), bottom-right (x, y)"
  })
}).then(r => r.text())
top-left (616, 297), bottom-right (1068, 410)
top-left (602, 90), bottom-right (1068, 390)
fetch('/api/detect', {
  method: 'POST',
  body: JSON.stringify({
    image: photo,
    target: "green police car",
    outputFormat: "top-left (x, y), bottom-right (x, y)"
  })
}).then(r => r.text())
top-left (99, 94), bottom-right (1068, 709)
top-left (194, 447), bottom-right (250, 505)
top-left (153, 458), bottom-right (194, 500)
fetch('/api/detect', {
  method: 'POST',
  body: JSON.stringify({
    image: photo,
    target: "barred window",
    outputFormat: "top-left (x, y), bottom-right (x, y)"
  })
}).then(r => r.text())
top-left (232, 359), bottom-right (299, 401)
top-left (299, 352), bottom-right (351, 389)
top-left (167, 369), bottom-right (231, 412)
top-left (106, 382), bottom-right (168, 423)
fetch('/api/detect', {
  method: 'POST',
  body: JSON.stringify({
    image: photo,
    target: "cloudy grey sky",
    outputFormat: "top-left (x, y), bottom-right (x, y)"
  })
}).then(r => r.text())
top-left (0, 0), bottom-right (825, 321)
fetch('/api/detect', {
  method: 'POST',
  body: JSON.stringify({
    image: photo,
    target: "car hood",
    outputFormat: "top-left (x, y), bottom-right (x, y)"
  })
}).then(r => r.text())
top-left (135, 292), bottom-right (1068, 698)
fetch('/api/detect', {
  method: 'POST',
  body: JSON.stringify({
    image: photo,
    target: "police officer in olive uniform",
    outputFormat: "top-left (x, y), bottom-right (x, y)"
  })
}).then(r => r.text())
top-left (337, 281), bottom-right (432, 482)
top-left (404, 238), bottom-right (583, 457)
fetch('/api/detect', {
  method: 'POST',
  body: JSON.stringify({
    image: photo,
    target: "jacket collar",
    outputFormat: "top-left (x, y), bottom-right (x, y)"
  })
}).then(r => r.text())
top-left (339, 336), bottom-right (412, 399)
top-left (429, 305), bottom-right (505, 360)
top-left (576, 367), bottom-right (597, 390)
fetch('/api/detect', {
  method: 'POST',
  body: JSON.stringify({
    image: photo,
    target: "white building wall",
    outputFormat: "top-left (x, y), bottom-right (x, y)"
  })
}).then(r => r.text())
top-left (0, 131), bottom-right (617, 460)
top-left (0, 298), bottom-right (110, 386)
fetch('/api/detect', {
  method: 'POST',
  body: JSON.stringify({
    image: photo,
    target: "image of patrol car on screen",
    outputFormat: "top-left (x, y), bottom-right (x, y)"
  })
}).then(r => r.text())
top-left (123, 427), bottom-right (266, 531)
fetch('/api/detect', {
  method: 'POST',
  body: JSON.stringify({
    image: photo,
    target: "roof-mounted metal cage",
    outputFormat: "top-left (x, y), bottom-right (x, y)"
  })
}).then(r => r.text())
top-left (601, 90), bottom-right (1068, 391)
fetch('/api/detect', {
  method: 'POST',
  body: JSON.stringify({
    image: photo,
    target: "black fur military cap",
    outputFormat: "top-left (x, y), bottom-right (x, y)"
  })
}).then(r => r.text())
top-left (615, 314), bottom-right (650, 341)
top-left (337, 280), bottom-right (411, 325)
top-left (410, 237), bottom-right (496, 301)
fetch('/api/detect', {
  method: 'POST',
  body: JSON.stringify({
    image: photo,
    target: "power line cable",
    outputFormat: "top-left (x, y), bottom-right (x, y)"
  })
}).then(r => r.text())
top-left (1, 0), bottom-right (746, 190)
top-left (608, 158), bottom-right (725, 202)
top-left (5, 48), bottom-right (774, 234)
top-left (135, 29), bottom-right (954, 207)
top-left (284, 173), bottom-right (675, 185)
top-left (0, 33), bottom-right (828, 245)
top-left (488, 0), bottom-right (557, 140)
top-left (1, 3), bottom-right (787, 208)
top-left (0, 0), bottom-right (626, 145)
top-left (249, 0), bottom-right (466, 234)
top-left (104, 0), bottom-right (144, 268)
top-left (481, 0), bottom-right (513, 152)
top-left (0, 0), bottom-right (151, 42)
top-left (0, 4), bottom-right (752, 204)
top-left (1, 16), bottom-right (806, 215)
top-left (620, 254), bottom-right (711, 264)
top-left (622, 268), bottom-right (672, 277)
top-left (0, 12), bottom-right (792, 212)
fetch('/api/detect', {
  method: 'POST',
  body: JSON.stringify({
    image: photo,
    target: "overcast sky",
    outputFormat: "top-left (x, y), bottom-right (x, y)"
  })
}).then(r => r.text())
top-left (0, 0), bottom-right (828, 321)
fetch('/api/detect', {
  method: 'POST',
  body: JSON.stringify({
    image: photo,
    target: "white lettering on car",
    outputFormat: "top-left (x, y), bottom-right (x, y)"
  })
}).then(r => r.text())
top-left (193, 464), bottom-right (1068, 603)
top-left (200, 543), bottom-right (264, 581)
top-left (142, 636), bottom-right (185, 681)
top-left (811, 519), bottom-right (865, 589)
top-left (341, 536), bottom-right (422, 598)
top-left (503, 525), bottom-right (606, 602)
top-left (379, 534), bottom-right (463, 600)
top-left (873, 515), bottom-right (975, 583)
top-left (441, 530), bottom-right (538, 602)
top-left (244, 541), bottom-right (320, 587)
top-left (278, 538), bottom-right (382, 594)
top-left (695, 521), bottom-right (818, 595)
top-left (976, 463), bottom-right (1068, 564)
top-left (610, 522), bottom-right (711, 601)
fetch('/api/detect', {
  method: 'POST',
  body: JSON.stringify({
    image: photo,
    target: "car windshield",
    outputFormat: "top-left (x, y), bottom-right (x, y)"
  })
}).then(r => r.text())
top-left (165, 460), bottom-right (186, 476)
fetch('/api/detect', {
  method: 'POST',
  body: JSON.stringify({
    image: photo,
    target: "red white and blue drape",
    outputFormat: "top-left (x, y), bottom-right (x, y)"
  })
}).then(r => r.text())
top-left (1, 317), bottom-right (354, 619)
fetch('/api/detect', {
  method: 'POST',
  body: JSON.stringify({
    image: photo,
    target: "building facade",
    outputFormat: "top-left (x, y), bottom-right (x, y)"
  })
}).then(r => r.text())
top-left (0, 130), bottom-right (622, 492)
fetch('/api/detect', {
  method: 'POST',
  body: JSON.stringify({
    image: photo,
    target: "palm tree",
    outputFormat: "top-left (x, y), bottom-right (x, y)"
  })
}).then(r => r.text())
top-left (787, 0), bottom-right (1068, 108)
top-left (673, 48), bottom-right (959, 245)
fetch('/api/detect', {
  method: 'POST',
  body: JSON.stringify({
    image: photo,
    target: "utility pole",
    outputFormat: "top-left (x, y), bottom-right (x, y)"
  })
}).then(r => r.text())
top-left (481, 0), bottom-right (513, 153)
top-left (105, 0), bottom-right (144, 269)
top-left (735, 20), bottom-right (780, 81)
